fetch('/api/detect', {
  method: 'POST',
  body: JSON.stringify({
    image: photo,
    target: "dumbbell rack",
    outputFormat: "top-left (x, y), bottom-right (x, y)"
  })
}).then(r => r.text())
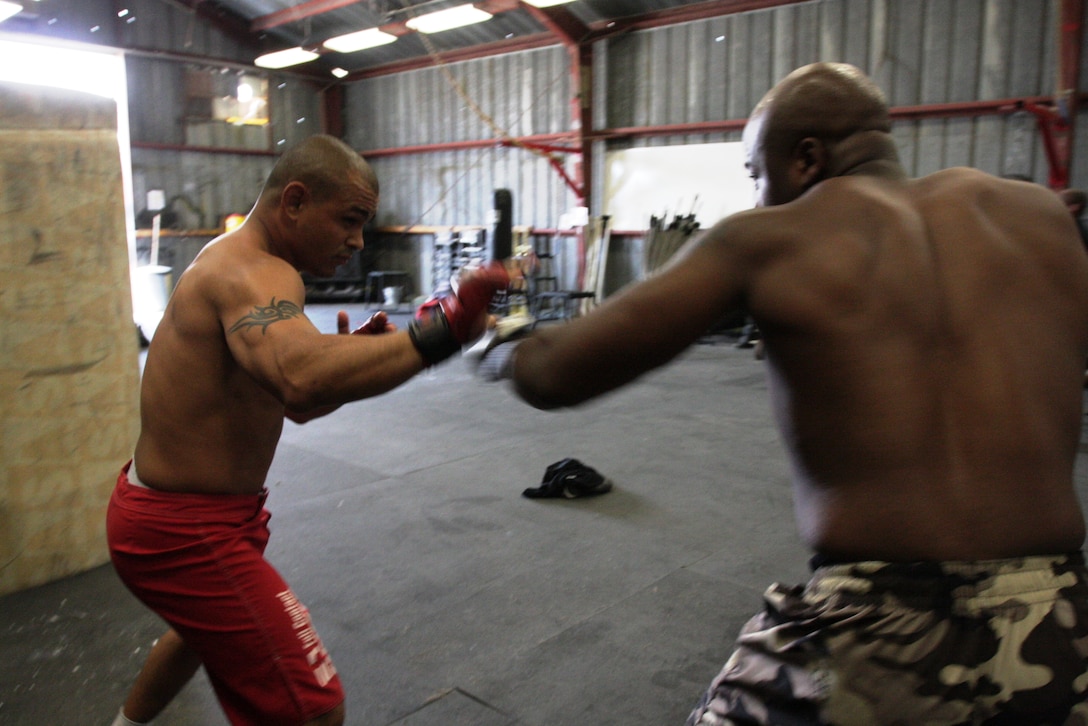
top-left (432, 229), bottom-right (487, 295)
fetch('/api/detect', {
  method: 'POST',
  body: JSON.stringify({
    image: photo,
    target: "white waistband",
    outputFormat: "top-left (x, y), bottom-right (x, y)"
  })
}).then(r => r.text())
top-left (128, 459), bottom-right (150, 489)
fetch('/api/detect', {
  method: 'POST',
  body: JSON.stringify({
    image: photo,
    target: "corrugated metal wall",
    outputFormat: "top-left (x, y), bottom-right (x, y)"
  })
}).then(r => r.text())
top-left (121, 0), bottom-right (324, 225)
top-left (119, 0), bottom-right (254, 61)
top-left (21, 0), bottom-right (1081, 280)
top-left (343, 0), bottom-right (1085, 240)
top-left (128, 147), bottom-right (271, 228)
top-left (345, 45), bottom-right (576, 230)
top-left (603, 0), bottom-right (1067, 178)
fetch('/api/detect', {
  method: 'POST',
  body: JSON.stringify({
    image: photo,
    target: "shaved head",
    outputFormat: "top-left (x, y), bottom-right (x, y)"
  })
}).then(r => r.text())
top-left (742, 62), bottom-right (902, 205)
top-left (749, 62), bottom-right (891, 159)
top-left (262, 134), bottom-right (378, 205)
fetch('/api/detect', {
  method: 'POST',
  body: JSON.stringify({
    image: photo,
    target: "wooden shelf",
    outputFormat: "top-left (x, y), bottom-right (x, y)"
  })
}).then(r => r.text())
top-left (135, 228), bottom-right (222, 237)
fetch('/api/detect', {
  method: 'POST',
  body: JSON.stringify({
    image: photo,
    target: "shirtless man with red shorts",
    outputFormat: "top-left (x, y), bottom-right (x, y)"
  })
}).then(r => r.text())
top-left (107, 134), bottom-right (507, 726)
top-left (481, 63), bottom-right (1088, 723)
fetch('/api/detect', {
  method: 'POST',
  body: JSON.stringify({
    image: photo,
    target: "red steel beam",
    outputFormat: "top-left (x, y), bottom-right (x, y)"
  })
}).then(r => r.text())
top-left (135, 95), bottom-right (1078, 161)
top-left (1049, 0), bottom-right (1085, 188)
top-left (348, 33), bottom-right (558, 80)
top-left (242, 0), bottom-right (825, 94)
top-left (585, 0), bottom-right (813, 41)
top-left (358, 131), bottom-right (578, 158)
top-left (252, 0), bottom-right (814, 34)
top-left (252, 0), bottom-right (528, 31)
top-left (888, 96), bottom-right (1057, 120)
top-left (595, 119), bottom-right (748, 141)
top-left (355, 96), bottom-right (1073, 156)
top-left (519, 2), bottom-right (591, 45)
top-left (323, 2), bottom-right (820, 79)
top-left (252, 0), bottom-right (364, 32)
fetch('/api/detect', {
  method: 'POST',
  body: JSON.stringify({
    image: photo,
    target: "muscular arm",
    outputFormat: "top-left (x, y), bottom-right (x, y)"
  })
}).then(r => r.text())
top-left (219, 262), bottom-right (425, 413)
top-left (284, 310), bottom-right (398, 423)
top-left (512, 215), bottom-right (755, 408)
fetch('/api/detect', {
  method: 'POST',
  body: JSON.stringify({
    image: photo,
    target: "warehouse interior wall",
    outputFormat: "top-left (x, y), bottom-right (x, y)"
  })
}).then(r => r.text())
top-left (339, 0), bottom-right (1085, 295)
top-left (1, 1), bottom-right (1082, 239)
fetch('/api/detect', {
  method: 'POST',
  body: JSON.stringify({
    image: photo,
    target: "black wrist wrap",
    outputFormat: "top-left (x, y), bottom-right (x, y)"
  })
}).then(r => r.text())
top-left (408, 312), bottom-right (461, 366)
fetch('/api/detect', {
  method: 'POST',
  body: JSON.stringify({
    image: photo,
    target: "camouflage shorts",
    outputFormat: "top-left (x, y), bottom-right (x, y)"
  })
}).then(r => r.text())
top-left (687, 553), bottom-right (1088, 725)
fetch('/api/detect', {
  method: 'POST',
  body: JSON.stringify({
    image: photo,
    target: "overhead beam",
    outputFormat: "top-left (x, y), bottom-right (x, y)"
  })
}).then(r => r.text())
top-left (518, 2), bottom-right (591, 45)
top-left (354, 95), bottom-right (1075, 154)
top-left (166, 0), bottom-right (255, 41)
top-left (250, 0), bottom-right (816, 41)
top-left (587, 0), bottom-right (813, 38)
top-left (252, 0), bottom-right (531, 32)
top-left (252, 0), bottom-right (363, 32)
top-left (349, 33), bottom-right (559, 79)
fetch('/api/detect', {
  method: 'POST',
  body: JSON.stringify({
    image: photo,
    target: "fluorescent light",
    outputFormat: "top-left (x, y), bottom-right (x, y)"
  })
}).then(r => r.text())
top-left (522, 0), bottom-right (576, 6)
top-left (405, 4), bottom-right (492, 33)
top-left (323, 28), bottom-right (397, 53)
top-left (254, 47), bottom-right (319, 69)
top-left (331, 67), bottom-right (349, 79)
top-left (0, 1), bottom-right (22, 23)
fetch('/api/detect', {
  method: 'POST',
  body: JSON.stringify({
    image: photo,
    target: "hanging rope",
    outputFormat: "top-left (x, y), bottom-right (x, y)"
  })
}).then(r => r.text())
top-left (413, 26), bottom-right (569, 164)
top-left (398, 28), bottom-right (570, 230)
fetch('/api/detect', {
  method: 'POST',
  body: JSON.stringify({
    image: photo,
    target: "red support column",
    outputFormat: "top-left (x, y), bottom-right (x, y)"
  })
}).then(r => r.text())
top-left (570, 42), bottom-right (593, 206)
top-left (323, 84), bottom-right (344, 140)
top-left (569, 43), bottom-right (594, 288)
top-left (1054, 0), bottom-right (1084, 188)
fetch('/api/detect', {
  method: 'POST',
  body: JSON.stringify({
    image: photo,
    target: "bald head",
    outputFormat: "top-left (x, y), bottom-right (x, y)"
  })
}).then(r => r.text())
top-left (742, 62), bottom-right (903, 205)
top-left (261, 134), bottom-right (378, 206)
top-left (750, 62), bottom-right (891, 159)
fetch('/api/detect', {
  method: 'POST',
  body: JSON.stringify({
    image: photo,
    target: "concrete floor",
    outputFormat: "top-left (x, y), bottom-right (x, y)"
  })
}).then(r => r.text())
top-left (4, 302), bottom-right (1088, 725)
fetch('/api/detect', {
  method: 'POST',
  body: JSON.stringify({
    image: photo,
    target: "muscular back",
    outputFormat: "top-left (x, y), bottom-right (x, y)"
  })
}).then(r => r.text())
top-left (133, 235), bottom-right (292, 494)
top-left (750, 169), bottom-right (1088, 560)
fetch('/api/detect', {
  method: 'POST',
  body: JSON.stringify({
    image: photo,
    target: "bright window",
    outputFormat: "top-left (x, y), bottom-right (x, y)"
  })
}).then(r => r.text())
top-left (0, 32), bottom-right (137, 318)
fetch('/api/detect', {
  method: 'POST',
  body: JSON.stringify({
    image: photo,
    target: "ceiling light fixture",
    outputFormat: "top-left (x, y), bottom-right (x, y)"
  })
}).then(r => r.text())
top-left (405, 4), bottom-right (492, 34)
top-left (0, 1), bottom-right (21, 24)
top-left (254, 46), bottom-right (320, 69)
top-left (331, 67), bottom-right (349, 79)
top-left (521, 0), bottom-right (576, 6)
top-left (323, 28), bottom-right (397, 53)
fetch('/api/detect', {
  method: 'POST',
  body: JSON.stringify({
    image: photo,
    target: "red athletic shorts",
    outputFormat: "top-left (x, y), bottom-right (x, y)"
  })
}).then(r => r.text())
top-left (107, 461), bottom-right (344, 726)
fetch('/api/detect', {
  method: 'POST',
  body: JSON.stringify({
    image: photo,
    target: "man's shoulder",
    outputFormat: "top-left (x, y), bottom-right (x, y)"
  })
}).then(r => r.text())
top-left (167, 237), bottom-right (302, 333)
top-left (916, 167), bottom-right (1051, 199)
top-left (188, 234), bottom-right (299, 291)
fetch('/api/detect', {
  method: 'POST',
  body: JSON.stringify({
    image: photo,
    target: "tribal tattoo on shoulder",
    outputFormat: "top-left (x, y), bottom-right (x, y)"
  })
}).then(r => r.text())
top-left (228, 298), bottom-right (303, 335)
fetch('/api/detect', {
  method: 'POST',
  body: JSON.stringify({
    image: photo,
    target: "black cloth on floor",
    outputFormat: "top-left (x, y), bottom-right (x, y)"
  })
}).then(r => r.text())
top-left (523, 458), bottom-right (613, 499)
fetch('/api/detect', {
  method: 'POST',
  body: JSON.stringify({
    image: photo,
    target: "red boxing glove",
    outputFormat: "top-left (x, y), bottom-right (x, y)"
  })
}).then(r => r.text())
top-left (409, 262), bottom-right (509, 366)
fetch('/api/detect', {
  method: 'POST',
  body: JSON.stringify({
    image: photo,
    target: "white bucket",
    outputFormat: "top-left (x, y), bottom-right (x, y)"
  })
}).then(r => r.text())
top-left (133, 264), bottom-right (173, 343)
top-left (382, 286), bottom-right (403, 305)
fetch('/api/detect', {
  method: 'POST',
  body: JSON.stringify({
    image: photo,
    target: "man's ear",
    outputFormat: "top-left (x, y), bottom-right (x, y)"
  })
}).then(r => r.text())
top-left (793, 137), bottom-right (827, 187)
top-left (281, 181), bottom-right (308, 220)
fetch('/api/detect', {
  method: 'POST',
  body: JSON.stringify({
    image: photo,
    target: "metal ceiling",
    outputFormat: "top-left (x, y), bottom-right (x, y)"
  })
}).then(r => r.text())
top-left (171, 0), bottom-right (811, 79)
